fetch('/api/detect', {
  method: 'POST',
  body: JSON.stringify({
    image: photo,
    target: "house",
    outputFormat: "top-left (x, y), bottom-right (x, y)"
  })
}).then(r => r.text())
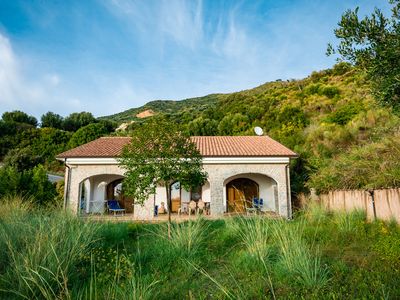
top-left (56, 136), bottom-right (297, 219)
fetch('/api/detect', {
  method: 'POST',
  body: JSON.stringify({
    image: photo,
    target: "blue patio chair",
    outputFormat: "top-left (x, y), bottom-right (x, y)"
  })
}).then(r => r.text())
top-left (253, 197), bottom-right (264, 211)
top-left (107, 200), bottom-right (125, 216)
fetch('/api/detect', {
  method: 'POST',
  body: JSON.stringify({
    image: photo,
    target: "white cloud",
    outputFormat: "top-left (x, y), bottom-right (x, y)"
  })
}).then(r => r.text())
top-left (46, 74), bottom-right (60, 86)
top-left (105, 0), bottom-right (204, 49)
top-left (0, 34), bottom-right (23, 106)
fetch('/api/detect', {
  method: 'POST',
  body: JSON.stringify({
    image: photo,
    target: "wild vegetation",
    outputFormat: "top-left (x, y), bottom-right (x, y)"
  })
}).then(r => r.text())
top-left (0, 198), bottom-right (399, 299)
top-left (0, 111), bottom-right (116, 205)
top-left (104, 63), bottom-right (399, 195)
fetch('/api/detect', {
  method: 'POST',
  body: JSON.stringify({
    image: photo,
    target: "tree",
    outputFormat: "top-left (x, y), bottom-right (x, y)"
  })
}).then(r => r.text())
top-left (62, 112), bottom-right (97, 131)
top-left (41, 111), bottom-right (64, 129)
top-left (2, 110), bottom-right (38, 126)
top-left (119, 117), bottom-right (207, 237)
top-left (3, 147), bottom-right (44, 172)
top-left (68, 123), bottom-right (108, 148)
top-left (327, 0), bottom-right (400, 111)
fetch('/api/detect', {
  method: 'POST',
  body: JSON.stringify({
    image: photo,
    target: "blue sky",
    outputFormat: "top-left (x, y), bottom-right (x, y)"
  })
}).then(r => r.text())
top-left (0, 0), bottom-right (391, 118)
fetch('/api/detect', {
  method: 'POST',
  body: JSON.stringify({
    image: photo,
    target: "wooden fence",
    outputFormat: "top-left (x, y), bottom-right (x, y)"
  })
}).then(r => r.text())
top-left (316, 188), bottom-right (400, 223)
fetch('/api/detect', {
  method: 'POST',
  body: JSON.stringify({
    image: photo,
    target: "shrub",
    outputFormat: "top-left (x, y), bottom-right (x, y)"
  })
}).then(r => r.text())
top-left (325, 103), bottom-right (363, 125)
top-left (309, 133), bottom-right (400, 193)
top-left (319, 85), bottom-right (340, 99)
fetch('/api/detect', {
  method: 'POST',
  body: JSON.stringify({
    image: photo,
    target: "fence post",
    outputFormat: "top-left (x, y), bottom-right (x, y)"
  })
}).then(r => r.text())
top-left (367, 189), bottom-right (376, 220)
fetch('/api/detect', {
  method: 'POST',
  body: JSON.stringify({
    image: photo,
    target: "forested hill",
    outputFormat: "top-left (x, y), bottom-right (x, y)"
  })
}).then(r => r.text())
top-left (103, 63), bottom-right (400, 194)
top-left (99, 94), bottom-right (224, 123)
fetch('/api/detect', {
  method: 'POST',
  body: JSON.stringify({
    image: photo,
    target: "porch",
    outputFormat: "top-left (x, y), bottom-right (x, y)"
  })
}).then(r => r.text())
top-left (81, 210), bottom-right (280, 223)
top-left (75, 167), bottom-right (286, 220)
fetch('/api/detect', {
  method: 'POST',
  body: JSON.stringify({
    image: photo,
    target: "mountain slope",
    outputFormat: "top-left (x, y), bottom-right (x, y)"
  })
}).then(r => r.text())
top-left (100, 94), bottom-right (224, 123)
top-left (101, 63), bottom-right (400, 194)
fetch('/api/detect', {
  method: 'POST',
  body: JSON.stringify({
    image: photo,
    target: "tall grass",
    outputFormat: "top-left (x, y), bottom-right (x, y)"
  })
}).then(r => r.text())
top-left (76, 254), bottom-right (158, 300)
top-left (156, 217), bottom-right (209, 259)
top-left (227, 216), bottom-right (273, 259)
top-left (300, 199), bottom-right (329, 224)
top-left (333, 209), bottom-right (366, 233)
top-left (0, 198), bottom-right (159, 300)
top-left (274, 220), bottom-right (329, 289)
top-left (226, 216), bottom-right (276, 298)
top-left (0, 201), bottom-right (100, 299)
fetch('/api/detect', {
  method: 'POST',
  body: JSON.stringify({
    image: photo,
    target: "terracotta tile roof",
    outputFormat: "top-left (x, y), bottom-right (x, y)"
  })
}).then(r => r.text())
top-left (191, 136), bottom-right (297, 157)
top-left (57, 136), bottom-right (297, 159)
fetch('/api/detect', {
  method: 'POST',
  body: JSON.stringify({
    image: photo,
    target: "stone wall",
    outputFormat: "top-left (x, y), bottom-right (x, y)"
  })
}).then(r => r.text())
top-left (203, 163), bottom-right (291, 218)
top-left (65, 162), bottom-right (292, 219)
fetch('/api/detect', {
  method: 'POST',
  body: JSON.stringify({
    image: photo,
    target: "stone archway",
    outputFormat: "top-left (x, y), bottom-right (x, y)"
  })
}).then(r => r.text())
top-left (226, 178), bottom-right (259, 212)
top-left (222, 172), bottom-right (279, 214)
top-left (78, 173), bottom-right (124, 214)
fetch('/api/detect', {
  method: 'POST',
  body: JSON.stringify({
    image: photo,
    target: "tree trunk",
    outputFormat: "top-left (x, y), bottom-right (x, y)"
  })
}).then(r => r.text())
top-left (165, 183), bottom-right (172, 239)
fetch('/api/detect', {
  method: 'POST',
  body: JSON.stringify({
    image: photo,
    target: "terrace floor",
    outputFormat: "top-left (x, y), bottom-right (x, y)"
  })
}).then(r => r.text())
top-left (81, 211), bottom-right (279, 223)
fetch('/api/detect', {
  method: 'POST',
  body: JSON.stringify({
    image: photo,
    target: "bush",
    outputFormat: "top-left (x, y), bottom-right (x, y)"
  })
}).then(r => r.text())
top-left (0, 165), bottom-right (57, 206)
top-left (325, 103), bottom-right (363, 125)
top-left (309, 133), bottom-right (400, 193)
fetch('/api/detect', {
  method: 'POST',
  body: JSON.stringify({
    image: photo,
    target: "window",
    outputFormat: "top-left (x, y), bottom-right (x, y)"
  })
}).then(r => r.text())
top-left (191, 185), bottom-right (202, 201)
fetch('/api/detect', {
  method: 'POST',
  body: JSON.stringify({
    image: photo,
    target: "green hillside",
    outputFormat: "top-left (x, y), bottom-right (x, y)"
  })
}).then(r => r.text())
top-left (104, 63), bottom-right (400, 195)
top-left (99, 94), bottom-right (224, 123)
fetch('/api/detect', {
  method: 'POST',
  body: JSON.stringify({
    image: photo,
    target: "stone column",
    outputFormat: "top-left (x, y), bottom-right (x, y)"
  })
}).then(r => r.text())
top-left (67, 165), bottom-right (80, 214)
top-left (209, 177), bottom-right (224, 215)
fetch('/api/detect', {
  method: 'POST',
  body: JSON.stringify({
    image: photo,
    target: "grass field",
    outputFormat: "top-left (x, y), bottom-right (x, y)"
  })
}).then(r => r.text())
top-left (0, 198), bottom-right (399, 299)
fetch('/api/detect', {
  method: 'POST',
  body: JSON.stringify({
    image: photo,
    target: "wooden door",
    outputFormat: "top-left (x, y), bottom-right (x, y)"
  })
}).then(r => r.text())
top-left (227, 178), bottom-right (259, 213)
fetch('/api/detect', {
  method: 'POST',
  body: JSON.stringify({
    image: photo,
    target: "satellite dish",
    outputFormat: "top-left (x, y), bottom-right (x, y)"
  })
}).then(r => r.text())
top-left (254, 126), bottom-right (264, 136)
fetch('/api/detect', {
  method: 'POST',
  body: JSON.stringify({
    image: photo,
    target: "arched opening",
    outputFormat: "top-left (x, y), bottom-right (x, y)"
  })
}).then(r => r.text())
top-left (223, 173), bottom-right (278, 214)
top-left (226, 178), bottom-right (259, 213)
top-left (167, 181), bottom-right (204, 213)
top-left (106, 178), bottom-right (134, 213)
top-left (78, 174), bottom-right (124, 214)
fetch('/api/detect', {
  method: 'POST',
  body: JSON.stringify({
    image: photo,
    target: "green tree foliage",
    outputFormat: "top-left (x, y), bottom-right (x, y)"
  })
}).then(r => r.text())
top-left (63, 112), bottom-right (97, 131)
top-left (327, 0), bottom-right (400, 111)
top-left (68, 123), bottom-right (109, 148)
top-left (30, 165), bottom-right (57, 205)
top-left (0, 165), bottom-right (57, 206)
top-left (41, 111), bottom-right (64, 129)
top-left (218, 113), bottom-right (250, 135)
top-left (119, 117), bottom-right (207, 232)
top-left (3, 147), bottom-right (43, 172)
top-left (3, 128), bottom-right (71, 171)
top-left (187, 117), bottom-right (219, 136)
top-left (2, 110), bottom-right (38, 126)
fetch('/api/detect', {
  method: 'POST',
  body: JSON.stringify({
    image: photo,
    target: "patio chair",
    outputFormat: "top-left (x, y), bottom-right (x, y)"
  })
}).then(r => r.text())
top-left (107, 200), bottom-right (125, 216)
top-left (197, 200), bottom-right (205, 215)
top-left (245, 198), bottom-right (257, 215)
top-left (178, 202), bottom-right (189, 215)
top-left (253, 197), bottom-right (264, 212)
top-left (188, 200), bottom-right (197, 216)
